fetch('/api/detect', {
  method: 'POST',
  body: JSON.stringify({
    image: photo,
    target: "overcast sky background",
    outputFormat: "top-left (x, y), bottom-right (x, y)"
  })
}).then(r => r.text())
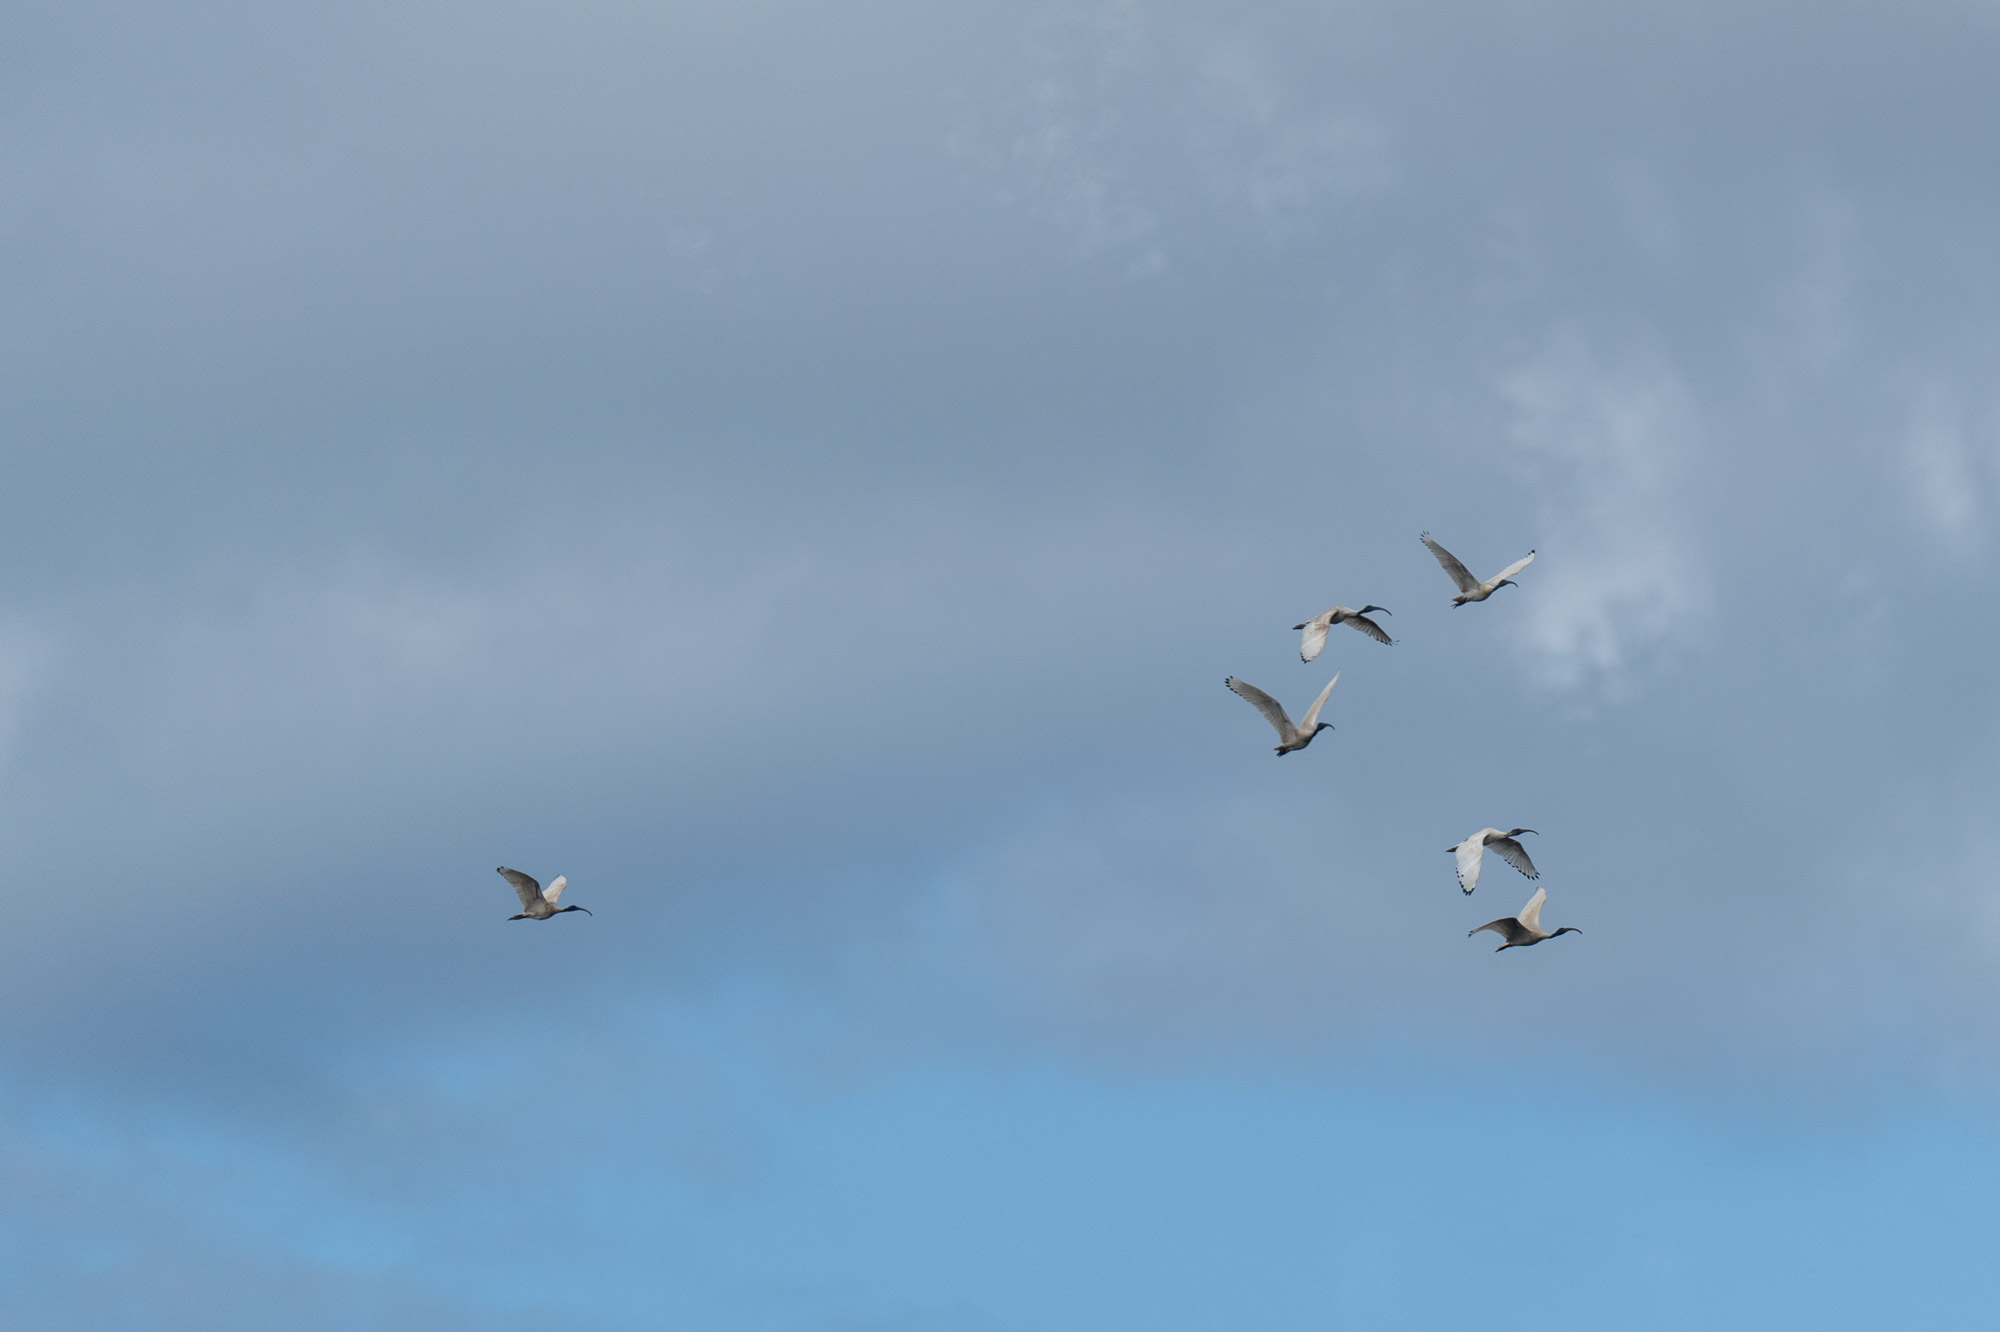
top-left (3, 0), bottom-right (2000, 1326)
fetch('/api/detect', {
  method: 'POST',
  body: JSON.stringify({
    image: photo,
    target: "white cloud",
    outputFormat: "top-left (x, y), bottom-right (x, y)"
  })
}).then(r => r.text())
top-left (1500, 339), bottom-right (1708, 696)
top-left (954, 0), bottom-right (1168, 274)
top-left (952, 3), bottom-right (1390, 269)
top-left (1188, 37), bottom-right (1394, 240)
top-left (1901, 381), bottom-right (1982, 544)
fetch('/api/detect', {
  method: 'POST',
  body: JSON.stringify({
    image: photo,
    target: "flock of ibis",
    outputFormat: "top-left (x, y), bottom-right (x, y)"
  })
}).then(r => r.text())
top-left (490, 529), bottom-right (1575, 951)
top-left (1225, 531), bottom-right (1579, 953)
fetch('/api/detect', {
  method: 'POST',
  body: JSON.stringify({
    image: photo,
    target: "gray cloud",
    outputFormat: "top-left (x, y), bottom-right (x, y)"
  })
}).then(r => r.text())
top-left (5, 0), bottom-right (2000, 1321)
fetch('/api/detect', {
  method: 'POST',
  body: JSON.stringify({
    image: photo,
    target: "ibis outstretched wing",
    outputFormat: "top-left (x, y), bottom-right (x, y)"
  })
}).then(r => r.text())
top-left (497, 866), bottom-right (542, 910)
top-left (1422, 533), bottom-right (1480, 594)
top-left (1298, 616), bottom-right (1331, 663)
top-left (1346, 613), bottom-right (1393, 645)
top-left (1490, 837), bottom-right (1539, 880)
top-left (1297, 672), bottom-right (1339, 731)
top-left (1453, 839), bottom-right (1486, 894)
top-left (1226, 677), bottom-right (1295, 741)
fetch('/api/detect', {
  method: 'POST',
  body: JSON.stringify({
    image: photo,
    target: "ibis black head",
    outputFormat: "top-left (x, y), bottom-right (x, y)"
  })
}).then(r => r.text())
top-left (1360, 605), bottom-right (1391, 616)
top-left (558, 904), bottom-right (593, 916)
top-left (1549, 926), bottom-right (1581, 939)
top-left (1506, 828), bottom-right (1538, 837)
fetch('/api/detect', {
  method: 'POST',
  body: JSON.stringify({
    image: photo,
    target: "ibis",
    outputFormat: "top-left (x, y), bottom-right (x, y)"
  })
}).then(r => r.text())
top-left (1421, 532), bottom-right (1535, 606)
top-left (496, 866), bottom-right (593, 921)
top-left (1225, 674), bottom-right (1339, 755)
top-left (1295, 605), bottom-right (1393, 660)
top-left (1469, 887), bottom-right (1580, 951)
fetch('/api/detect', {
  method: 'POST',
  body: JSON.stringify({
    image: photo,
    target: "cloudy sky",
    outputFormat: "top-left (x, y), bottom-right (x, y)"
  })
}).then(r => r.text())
top-left (4, 0), bottom-right (2000, 1325)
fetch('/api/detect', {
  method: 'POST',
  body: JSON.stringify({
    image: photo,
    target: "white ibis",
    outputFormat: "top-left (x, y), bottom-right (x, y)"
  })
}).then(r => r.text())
top-left (1295, 605), bottom-right (1393, 660)
top-left (1448, 828), bottom-right (1538, 894)
top-left (1421, 532), bottom-right (1535, 605)
top-left (1469, 887), bottom-right (1580, 951)
top-left (496, 866), bottom-right (593, 920)
top-left (1225, 674), bottom-right (1338, 755)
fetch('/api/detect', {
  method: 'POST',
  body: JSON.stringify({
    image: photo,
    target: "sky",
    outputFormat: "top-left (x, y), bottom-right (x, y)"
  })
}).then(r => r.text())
top-left (3, 0), bottom-right (2000, 1325)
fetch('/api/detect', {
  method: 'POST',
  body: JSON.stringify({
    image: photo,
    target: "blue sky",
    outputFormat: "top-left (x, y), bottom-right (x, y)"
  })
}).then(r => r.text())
top-left (4, 0), bottom-right (2000, 1326)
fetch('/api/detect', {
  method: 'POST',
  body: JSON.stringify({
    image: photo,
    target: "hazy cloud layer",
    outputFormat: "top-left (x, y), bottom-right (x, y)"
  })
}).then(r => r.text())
top-left (5, 0), bottom-right (2000, 1324)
